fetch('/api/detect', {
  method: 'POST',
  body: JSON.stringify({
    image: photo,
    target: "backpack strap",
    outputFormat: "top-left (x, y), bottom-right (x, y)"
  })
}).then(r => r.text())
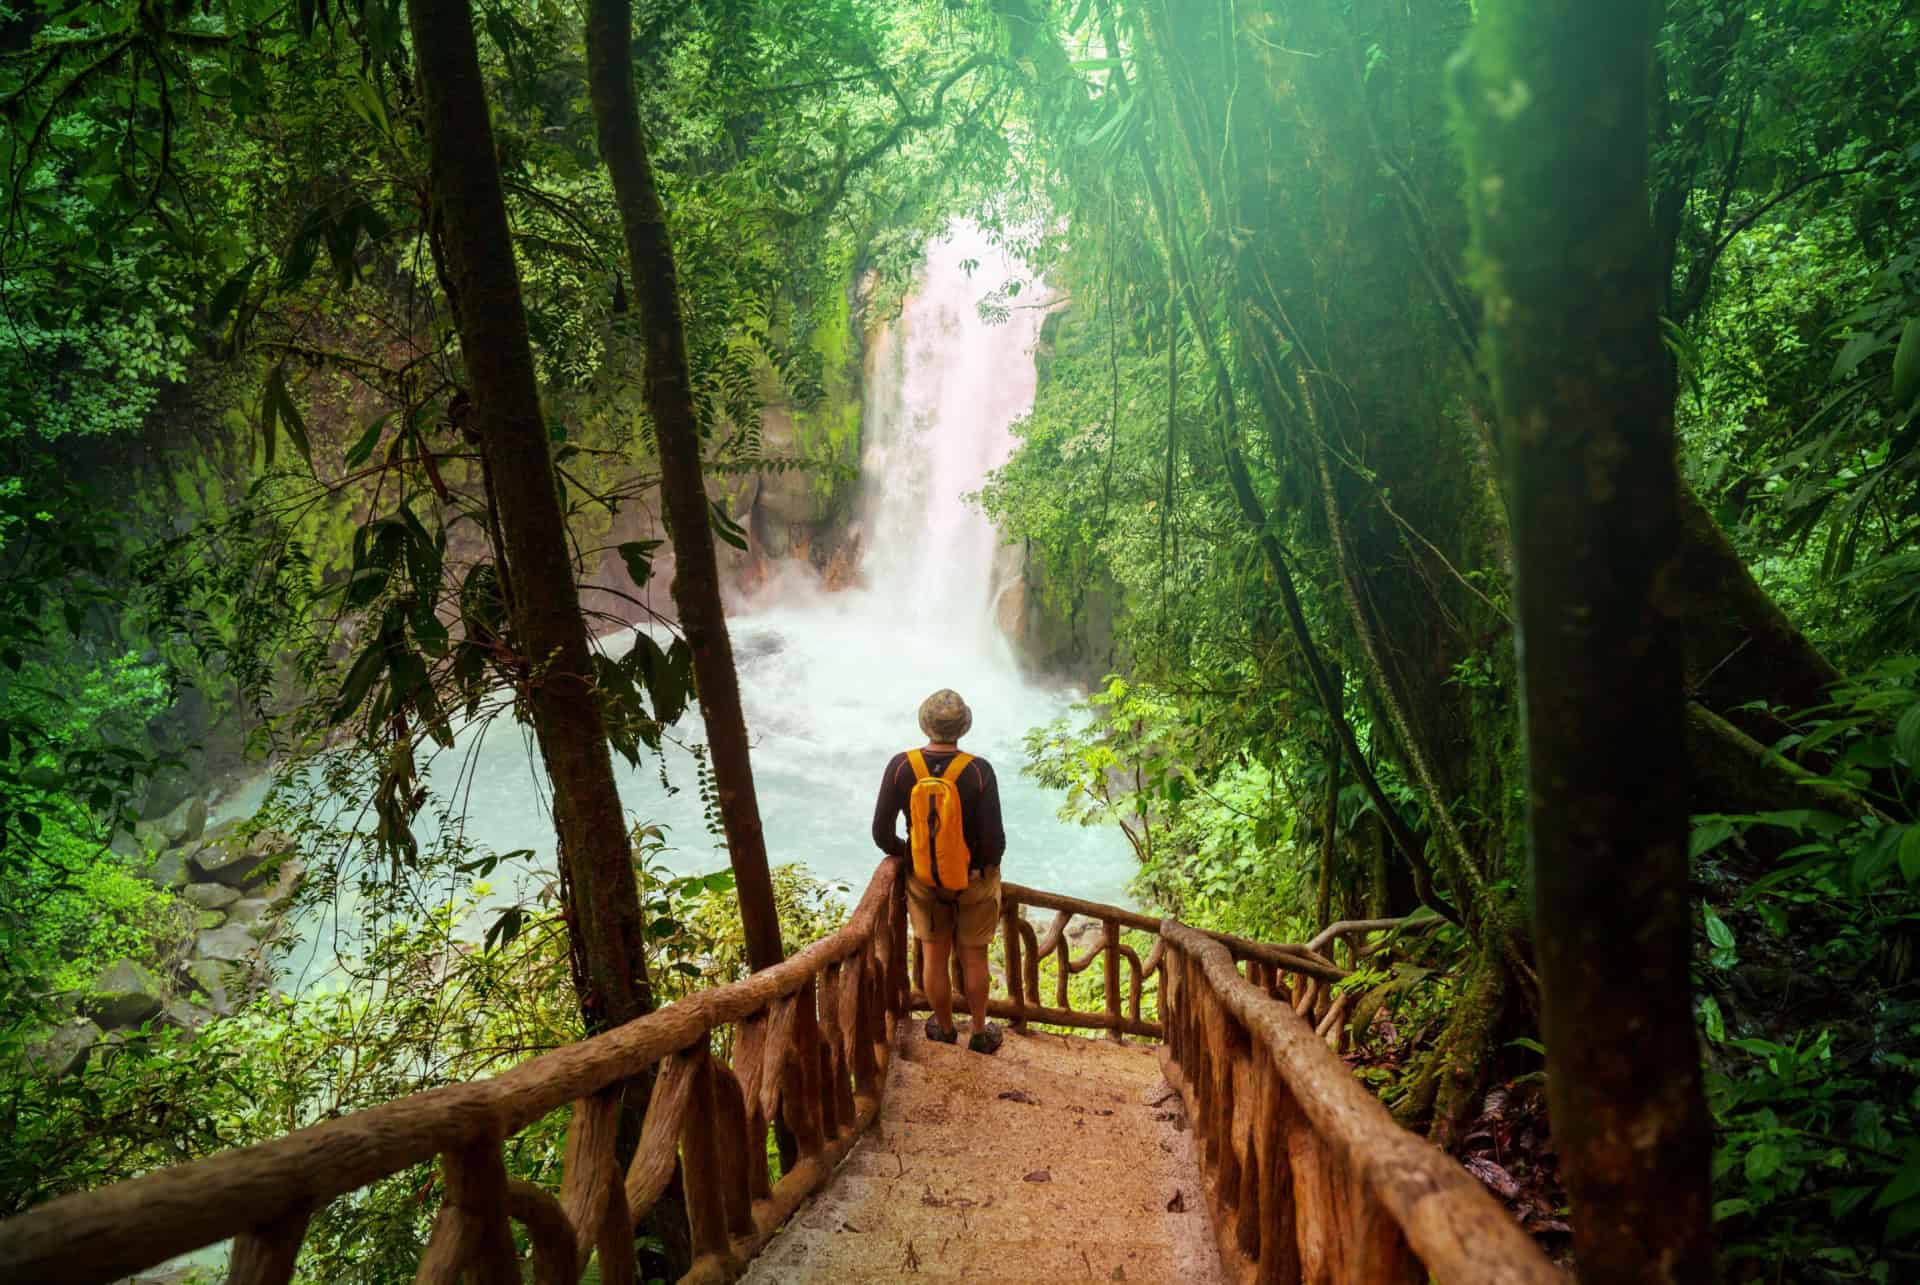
top-left (905, 749), bottom-right (930, 781)
top-left (941, 752), bottom-right (975, 782)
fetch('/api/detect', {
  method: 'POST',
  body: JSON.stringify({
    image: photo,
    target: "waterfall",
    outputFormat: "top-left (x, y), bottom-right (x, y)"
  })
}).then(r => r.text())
top-left (275, 225), bottom-right (1132, 992)
top-left (856, 224), bottom-right (1047, 652)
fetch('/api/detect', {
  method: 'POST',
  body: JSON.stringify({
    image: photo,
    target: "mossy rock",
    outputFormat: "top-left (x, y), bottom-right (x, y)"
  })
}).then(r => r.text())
top-left (138, 848), bottom-right (191, 890)
top-left (82, 959), bottom-right (167, 1029)
top-left (25, 1018), bottom-right (102, 1078)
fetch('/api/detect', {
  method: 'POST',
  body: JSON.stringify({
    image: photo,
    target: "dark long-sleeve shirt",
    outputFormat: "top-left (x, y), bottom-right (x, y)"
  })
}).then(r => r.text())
top-left (871, 749), bottom-right (1006, 871)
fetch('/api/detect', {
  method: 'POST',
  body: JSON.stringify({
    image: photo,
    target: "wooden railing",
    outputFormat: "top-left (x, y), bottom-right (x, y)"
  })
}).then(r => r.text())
top-left (1158, 921), bottom-right (1560, 1284)
top-left (0, 861), bottom-right (913, 1285)
top-left (0, 865), bottom-right (1557, 1285)
top-left (909, 881), bottom-right (1354, 1041)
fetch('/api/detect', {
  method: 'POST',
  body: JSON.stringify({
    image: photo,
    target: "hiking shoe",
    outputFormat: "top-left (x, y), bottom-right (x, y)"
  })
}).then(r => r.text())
top-left (924, 1017), bottom-right (958, 1044)
top-left (967, 1023), bottom-right (1003, 1055)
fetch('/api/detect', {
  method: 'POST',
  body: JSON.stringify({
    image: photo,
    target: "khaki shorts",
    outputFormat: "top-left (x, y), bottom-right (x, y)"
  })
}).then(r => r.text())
top-left (906, 869), bottom-right (1002, 950)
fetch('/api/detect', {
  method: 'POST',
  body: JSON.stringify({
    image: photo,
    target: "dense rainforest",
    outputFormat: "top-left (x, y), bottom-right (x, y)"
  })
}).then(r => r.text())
top-left (1, 0), bottom-right (1917, 1280)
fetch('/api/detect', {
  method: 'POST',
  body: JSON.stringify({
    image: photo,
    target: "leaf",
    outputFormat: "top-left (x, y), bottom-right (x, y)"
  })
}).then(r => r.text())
top-left (1900, 825), bottom-right (1920, 886)
top-left (1832, 330), bottom-right (1890, 382)
top-left (618, 540), bottom-right (663, 588)
top-left (1893, 318), bottom-right (1920, 409)
top-left (264, 365), bottom-right (312, 466)
top-left (485, 906), bottom-right (526, 952)
top-left (1703, 906), bottom-right (1735, 952)
top-left (1744, 1141), bottom-right (1784, 1183)
top-left (1699, 994), bottom-right (1725, 1043)
top-left (207, 258), bottom-right (261, 329)
top-left (1873, 1143), bottom-right (1920, 1211)
top-left (329, 639), bottom-right (388, 726)
top-left (344, 415), bottom-right (388, 470)
top-left (709, 499), bottom-right (749, 551)
top-left (1690, 816), bottom-right (1735, 859)
top-left (1896, 702), bottom-right (1920, 769)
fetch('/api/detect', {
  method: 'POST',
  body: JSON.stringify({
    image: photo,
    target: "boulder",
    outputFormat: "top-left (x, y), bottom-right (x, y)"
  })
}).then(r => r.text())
top-left (139, 762), bottom-right (197, 821)
top-left (226, 898), bottom-right (271, 929)
top-left (159, 998), bottom-right (215, 1035)
top-left (138, 847), bottom-right (190, 890)
top-left (259, 857), bottom-right (306, 912)
top-left (194, 910), bottom-right (227, 931)
top-left (194, 923), bottom-right (258, 962)
top-left (82, 959), bottom-right (167, 1029)
top-left (182, 882), bottom-right (241, 910)
top-left (151, 796), bottom-right (207, 849)
top-left (26, 1018), bottom-right (101, 1077)
top-left (109, 829), bottom-right (145, 864)
top-left (184, 959), bottom-right (235, 1015)
top-left (190, 826), bottom-right (295, 888)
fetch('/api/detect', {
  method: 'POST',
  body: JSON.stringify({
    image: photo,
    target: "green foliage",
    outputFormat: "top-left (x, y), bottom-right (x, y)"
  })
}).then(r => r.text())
top-left (1689, 661), bottom-right (1920, 1274)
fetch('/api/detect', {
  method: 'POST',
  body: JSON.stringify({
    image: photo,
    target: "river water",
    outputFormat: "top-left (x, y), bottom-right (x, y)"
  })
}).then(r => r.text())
top-left (274, 226), bottom-right (1132, 988)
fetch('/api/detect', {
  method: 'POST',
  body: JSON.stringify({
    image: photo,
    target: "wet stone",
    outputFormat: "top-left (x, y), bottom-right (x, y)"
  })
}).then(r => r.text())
top-left (225, 898), bottom-right (271, 928)
top-left (183, 882), bottom-right (241, 910)
top-left (195, 923), bottom-right (257, 963)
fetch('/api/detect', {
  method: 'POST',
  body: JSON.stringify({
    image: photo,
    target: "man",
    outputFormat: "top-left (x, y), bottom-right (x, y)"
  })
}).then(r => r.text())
top-left (872, 688), bottom-right (1007, 1053)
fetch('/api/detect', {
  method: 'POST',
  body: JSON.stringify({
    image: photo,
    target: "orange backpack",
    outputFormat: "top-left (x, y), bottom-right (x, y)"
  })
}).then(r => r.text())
top-left (906, 749), bottom-right (974, 892)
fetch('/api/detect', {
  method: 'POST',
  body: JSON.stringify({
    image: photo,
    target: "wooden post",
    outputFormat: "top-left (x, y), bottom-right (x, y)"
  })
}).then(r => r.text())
top-left (709, 1062), bottom-right (756, 1238)
top-left (1102, 918), bottom-right (1122, 1040)
top-left (596, 1150), bottom-right (639, 1285)
top-left (1252, 1055), bottom-right (1300, 1285)
top-left (1054, 932), bottom-right (1072, 1011)
top-left (847, 954), bottom-right (881, 1098)
top-left (228, 1207), bottom-right (310, 1285)
top-left (679, 1054), bottom-right (729, 1260)
top-left (439, 1143), bottom-right (520, 1285)
top-left (781, 983), bottom-right (826, 1157)
top-left (1002, 901), bottom-right (1027, 1029)
top-left (560, 1090), bottom-right (620, 1267)
top-left (1019, 916), bottom-right (1042, 1006)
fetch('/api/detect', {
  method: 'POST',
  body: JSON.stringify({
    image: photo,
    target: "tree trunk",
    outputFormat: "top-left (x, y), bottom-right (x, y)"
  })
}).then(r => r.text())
top-left (1458, 4), bottom-right (1717, 1281)
top-left (405, 0), bottom-right (651, 1032)
top-left (583, 0), bottom-right (784, 972)
top-left (1672, 481), bottom-right (1844, 733)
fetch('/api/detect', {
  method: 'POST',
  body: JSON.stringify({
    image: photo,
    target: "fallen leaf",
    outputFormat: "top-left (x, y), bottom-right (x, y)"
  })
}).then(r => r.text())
top-left (1023, 1169), bottom-right (1051, 1183)
top-left (997, 1089), bottom-right (1040, 1105)
top-left (1464, 1155), bottom-right (1522, 1200)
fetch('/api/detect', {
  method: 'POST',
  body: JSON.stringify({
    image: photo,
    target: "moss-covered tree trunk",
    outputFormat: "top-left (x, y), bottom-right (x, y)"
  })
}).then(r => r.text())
top-left (404, 0), bottom-right (651, 1032)
top-left (1457, 3), bottom-right (1717, 1279)
top-left (584, 0), bottom-right (784, 973)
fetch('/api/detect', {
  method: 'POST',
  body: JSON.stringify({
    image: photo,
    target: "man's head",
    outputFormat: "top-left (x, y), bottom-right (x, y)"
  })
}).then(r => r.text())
top-left (918, 688), bottom-right (972, 743)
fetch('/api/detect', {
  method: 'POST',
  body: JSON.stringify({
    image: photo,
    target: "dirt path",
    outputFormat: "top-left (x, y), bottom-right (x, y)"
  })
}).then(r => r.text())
top-left (742, 1021), bottom-right (1225, 1283)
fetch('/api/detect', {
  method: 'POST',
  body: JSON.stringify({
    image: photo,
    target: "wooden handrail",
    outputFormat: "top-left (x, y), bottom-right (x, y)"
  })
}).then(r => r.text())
top-left (1157, 920), bottom-right (1560, 1284)
top-left (907, 880), bottom-right (1367, 1041)
top-left (0, 861), bottom-right (912, 1285)
top-left (1, 863), bottom-right (1539, 1285)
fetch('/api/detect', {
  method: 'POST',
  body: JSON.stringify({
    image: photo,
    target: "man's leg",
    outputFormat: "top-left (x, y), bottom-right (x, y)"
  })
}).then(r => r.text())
top-left (924, 934), bottom-right (956, 1035)
top-left (960, 945), bottom-right (991, 1031)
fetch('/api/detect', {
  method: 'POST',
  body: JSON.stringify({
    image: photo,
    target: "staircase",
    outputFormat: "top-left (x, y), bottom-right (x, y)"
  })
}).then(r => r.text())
top-left (0, 862), bottom-right (1559, 1285)
top-left (743, 1024), bottom-right (1221, 1283)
